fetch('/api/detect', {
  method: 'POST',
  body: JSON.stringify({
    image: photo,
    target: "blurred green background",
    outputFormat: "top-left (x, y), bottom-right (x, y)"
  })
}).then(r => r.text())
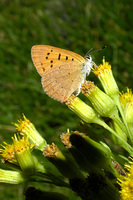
top-left (0, 0), bottom-right (133, 199)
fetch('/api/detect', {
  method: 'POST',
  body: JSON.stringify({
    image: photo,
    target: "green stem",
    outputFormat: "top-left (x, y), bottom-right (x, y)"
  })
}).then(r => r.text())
top-left (94, 118), bottom-right (133, 155)
top-left (113, 95), bottom-right (132, 141)
top-left (36, 172), bottom-right (70, 188)
top-left (111, 114), bottom-right (127, 135)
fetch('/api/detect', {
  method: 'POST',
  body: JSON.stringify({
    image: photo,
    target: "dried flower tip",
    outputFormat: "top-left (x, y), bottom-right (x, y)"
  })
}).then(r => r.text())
top-left (43, 143), bottom-right (59, 158)
top-left (43, 143), bottom-right (83, 179)
top-left (65, 94), bottom-right (76, 106)
top-left (81, 81), bottom-right (96, 95)
top-left (60, 132), bottom-right (72, 148)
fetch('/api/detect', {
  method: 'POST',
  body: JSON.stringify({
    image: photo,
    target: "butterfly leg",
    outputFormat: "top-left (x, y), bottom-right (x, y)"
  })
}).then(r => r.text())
top-left (73, 85), bottom-right (81, 96)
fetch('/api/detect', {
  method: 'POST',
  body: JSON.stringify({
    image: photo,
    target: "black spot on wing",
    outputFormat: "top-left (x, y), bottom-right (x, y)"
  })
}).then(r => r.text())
top-left (58, 53), bottom-right (61, 60)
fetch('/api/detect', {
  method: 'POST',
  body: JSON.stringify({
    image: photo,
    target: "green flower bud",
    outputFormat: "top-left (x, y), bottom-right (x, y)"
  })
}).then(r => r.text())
top-left (0, 169), bottom-right (26, 184)
top-left (92, 58), bottom-right (119, 100)
top-left (65, 95), bottom-right (104, 125)
top-left (13, 114), bottom-right (47, 151)
top-left (124, 101), bottom-right (133, 139)
top-left (81, 81), bottom-right (119, 119)
top-left (43, 143), bottom-right (83, 179)
top-left (12, 134), bottom-right (35, 175)
top-left (69, 131), bottom-right (119, 177)
top-left (93, 59), bottom-right (131, 141)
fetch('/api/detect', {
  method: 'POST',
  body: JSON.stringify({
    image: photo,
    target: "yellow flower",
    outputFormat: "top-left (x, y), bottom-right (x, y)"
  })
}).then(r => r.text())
top-left (0, 142), bottom-right (16, 164)
top-left (0, 135), bottom-right (36, 175)
top-left (119, 88), bottom-right (133, 109)
top-left (12, 134), bottom-right (35, 175)
top-left (12, 134), bottom-right (35, 153)
top-left (118, 157), bottom-right (133, 200)
top-left (65, 95), bottom-right (133, 154)
top-left (93, 58), bottom-right (132, 141)
top-left (93, 57), bottom-right (111, 74)
top-left (13, 114), bottom-right (47, 151)
top-left (92, 57), bottom-right (119, 100)
top-left (119, 88), bottom-right (133, 139)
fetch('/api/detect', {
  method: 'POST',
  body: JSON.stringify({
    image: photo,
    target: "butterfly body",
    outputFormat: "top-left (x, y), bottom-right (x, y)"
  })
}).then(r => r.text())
top-left (31, 45), bottom-right (93, 102)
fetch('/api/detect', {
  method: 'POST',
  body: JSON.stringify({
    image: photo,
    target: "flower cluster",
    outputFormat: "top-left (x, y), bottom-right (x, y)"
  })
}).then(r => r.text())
top-left (0, 58), bottom-right (133, 199)
top-left (118, 157), bottom-right (133, 200)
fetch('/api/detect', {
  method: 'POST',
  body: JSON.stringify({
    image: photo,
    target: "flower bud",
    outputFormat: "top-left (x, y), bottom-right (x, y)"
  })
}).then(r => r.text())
top-left (92, 58), bottom-right (119, 100)
top-left (13, 114), bottom-right (47, 151)
top-left (93, 59), bottom-right (131, 140)
top-left (12, 134), bottom-right (35, 175)
top-left (81, 81), bottom-right (119, 120)
top-left (0, 169), bottom-right (26, 184)
top-left (69, 131), bottom-right (119, 176)
top-left (65, 95), bottom-right (104, 125)
top-left (43, 143), bottom-right (83, 179)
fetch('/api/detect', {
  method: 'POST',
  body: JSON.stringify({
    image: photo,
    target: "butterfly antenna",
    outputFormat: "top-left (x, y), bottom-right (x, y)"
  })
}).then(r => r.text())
top-left (92, 46), bottom-right (107, 68)
top-left (85, 46), bottom-right (107, 57)
top-left (85, 47), bottom-right (94, 57)
top-left (90, 46), bottom-right (107, 54)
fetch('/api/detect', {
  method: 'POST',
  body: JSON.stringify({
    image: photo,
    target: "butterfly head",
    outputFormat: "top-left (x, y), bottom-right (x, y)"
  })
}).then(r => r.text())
top-left (84, 46), bottom-right (106, 68)
top-left (85, 54), bottom-right (92, 62)
top-left (85, 53), bottom-right (98, 69)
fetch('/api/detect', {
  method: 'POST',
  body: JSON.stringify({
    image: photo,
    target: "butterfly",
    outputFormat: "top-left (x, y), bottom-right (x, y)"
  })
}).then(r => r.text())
top-left (31, 45), bottom-right (94, 102)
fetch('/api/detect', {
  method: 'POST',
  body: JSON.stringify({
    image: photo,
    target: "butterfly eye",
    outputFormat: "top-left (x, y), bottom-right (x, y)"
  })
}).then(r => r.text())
top-left (86, 55), bottom-right (92, 62)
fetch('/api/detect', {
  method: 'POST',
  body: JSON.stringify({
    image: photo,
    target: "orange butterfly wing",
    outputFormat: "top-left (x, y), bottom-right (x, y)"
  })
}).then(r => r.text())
top-left (31, 45), bottom-right (86, 102)
top-left (31, 45), bottom-right (85, 76)
top-left (41, 61), bottom-right (84, 102)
